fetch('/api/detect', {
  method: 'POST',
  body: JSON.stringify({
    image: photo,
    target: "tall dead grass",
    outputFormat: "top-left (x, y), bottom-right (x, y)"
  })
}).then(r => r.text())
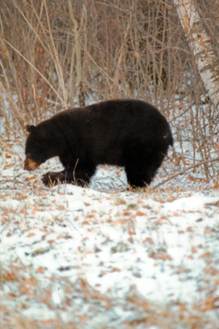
top-left (0, 0), bottom-right (218, 180)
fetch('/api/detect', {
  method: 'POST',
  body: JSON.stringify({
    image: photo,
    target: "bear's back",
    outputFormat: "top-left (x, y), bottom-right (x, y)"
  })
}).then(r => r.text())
top-left (84, 99), bottom-right (172, 144)
top-left (86, 99), bottom-right (159, 119)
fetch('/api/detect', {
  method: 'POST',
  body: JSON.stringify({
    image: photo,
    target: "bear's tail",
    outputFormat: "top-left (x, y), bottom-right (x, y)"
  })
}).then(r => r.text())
top-left (169, 131), bottom-right (174, 147)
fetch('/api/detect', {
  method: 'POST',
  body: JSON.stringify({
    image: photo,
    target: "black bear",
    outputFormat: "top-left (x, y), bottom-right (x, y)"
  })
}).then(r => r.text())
top-left (24, 99), bottom-right (173, 188)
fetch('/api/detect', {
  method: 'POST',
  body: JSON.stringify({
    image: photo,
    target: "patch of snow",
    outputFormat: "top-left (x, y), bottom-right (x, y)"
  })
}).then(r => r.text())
top-left (22, 305), bottom-right (56, 320)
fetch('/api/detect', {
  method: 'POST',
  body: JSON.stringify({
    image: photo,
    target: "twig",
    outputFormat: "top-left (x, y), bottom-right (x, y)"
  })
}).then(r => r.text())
top-left (154, 157), bottom-right (219, 188)
top-left (3, 39), bottom-right (64, 104)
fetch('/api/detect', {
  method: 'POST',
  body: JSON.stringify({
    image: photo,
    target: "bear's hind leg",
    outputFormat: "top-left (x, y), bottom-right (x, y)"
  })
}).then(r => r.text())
top-left (125, 164), bottom-right (155, 188)
top-left (124, 145), bottom-right (166, 188)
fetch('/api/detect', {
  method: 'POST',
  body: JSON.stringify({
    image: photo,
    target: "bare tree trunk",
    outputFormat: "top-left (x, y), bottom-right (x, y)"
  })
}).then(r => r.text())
top-left (173, 0), bottom-right (219, 107)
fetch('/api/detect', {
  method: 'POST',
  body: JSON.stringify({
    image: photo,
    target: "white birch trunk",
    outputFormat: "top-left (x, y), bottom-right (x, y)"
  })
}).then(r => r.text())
top-left (173, 0), bottom-right (219, 107)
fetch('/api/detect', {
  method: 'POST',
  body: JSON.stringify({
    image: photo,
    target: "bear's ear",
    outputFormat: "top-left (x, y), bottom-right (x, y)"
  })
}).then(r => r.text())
top-left (26, 125), bottom-right (36, 133)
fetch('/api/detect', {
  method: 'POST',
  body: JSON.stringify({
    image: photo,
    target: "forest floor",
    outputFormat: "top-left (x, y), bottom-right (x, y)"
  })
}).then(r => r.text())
top-left (0, 136), bottom-right (219, 329)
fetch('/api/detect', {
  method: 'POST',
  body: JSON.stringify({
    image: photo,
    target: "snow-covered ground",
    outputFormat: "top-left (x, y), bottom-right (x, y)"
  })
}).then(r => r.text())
top-left (0, 137), bottom-right (219, 329)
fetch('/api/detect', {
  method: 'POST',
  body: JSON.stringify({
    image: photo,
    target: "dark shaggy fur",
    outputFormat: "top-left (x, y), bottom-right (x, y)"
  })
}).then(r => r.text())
top-left (24, 99), bottom-right (173, 188)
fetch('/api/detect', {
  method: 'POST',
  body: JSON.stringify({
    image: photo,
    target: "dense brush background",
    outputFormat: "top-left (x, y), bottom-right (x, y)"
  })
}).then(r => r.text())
top-left (0, 0), bottom-right (218, 180)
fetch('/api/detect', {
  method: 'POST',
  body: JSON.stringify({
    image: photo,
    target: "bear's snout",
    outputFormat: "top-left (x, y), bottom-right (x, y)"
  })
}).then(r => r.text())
top-left (24, 158), bottom-right (40, 171)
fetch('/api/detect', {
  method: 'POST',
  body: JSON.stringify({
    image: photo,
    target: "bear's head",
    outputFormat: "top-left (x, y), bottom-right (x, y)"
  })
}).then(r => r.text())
top-left (24, 124), bottom-right (56, 171)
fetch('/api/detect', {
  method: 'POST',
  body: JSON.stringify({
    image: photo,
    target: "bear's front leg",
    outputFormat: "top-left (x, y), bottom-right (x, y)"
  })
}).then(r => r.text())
top-left (42, 163), bottom-right (96, 187)
top-left (42, 169), bottom-right (90, 187)
top-left (42, 170), bottom-right (70, 187)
